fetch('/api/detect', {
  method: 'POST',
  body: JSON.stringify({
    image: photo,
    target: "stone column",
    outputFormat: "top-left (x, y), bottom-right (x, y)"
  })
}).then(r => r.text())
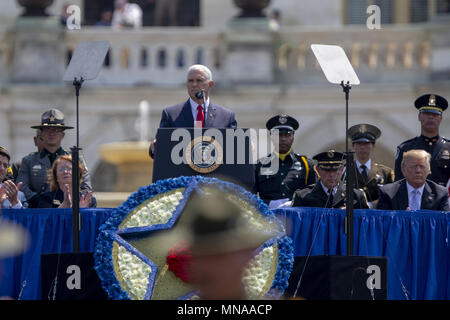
top-left (220, 0), bottom-right (276, 85)
top-left (4, 16), bottom-right (66, 84)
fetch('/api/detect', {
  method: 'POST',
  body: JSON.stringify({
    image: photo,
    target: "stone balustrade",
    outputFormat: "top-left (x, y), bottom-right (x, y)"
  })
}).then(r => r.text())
top-left (1, 23), bottom-right (448, 86)
top-left (64, 27), bottom-right (222, 86)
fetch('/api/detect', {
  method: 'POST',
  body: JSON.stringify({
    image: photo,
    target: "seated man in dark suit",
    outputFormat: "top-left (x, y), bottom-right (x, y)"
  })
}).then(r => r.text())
top-left (377, 149), bottom-right (449, 211)
top-left (149, 64), bottom-right (237, 158)
top-left (292, 150), bottom-right (369, 209)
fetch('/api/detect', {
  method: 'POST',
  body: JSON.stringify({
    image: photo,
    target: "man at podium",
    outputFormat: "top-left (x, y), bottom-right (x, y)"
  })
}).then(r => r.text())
top-left (149, 64), bottom-right (237, 158)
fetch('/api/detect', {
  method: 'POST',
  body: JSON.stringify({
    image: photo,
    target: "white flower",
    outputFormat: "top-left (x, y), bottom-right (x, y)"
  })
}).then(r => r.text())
top-left (117, 246), bottom-right (152, 300)
top-left (121, 190), bottom-right (184, 228)
top-left (242, 246), bottom-right (275, 299)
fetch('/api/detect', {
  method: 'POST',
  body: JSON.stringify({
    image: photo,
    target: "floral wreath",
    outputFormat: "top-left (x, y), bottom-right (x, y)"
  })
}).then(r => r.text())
top-left (94, 176), bottom-right (294, 300)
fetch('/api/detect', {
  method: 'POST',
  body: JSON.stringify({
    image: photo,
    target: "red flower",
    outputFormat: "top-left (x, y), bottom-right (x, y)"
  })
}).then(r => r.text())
top-left (166, 241), bottom-right (192, 283)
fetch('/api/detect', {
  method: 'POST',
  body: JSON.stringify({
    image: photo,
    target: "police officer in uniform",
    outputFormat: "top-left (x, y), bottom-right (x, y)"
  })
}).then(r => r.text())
top-left (348, 124), bottom-right (395, 208)
top-left (292, 150), bottom-right (369, 209)
top-left (255, 115), bottom-right (317, 204)
top-left (16, 109), bottom-right (92, 208)
top-left (394, 94), bottom-right (449, 187)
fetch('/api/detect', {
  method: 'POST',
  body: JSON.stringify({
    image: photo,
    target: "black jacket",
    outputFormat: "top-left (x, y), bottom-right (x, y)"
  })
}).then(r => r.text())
top-left (292, 181), bottom-right (369, 209)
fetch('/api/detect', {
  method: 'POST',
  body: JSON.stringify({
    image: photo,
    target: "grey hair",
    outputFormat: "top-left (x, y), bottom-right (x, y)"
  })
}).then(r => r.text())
top-left (187, 64), bottom-right (213, 81)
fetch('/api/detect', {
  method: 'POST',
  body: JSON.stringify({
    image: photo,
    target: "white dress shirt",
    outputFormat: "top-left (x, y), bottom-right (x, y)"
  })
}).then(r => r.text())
top-left (406, 182), bottom-right (425, 210)
top-left (356, 159), bottom-right (371, 175)
top-left (112, 3), bottom-right (143, 28)
top-left (320, 181), bottom-right (337, 197)
top-left (190, 97), bottom-right (209, 127)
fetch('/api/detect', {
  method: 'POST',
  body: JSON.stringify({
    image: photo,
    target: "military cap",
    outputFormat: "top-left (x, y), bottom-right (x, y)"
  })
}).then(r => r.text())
top-left (414, 94), bottom-right (448, 115)
top-left (0, 146), bottom-right (10, 161)
top-left (31, 109), bottom-right (74, 130)
top-left (266, 114), bottom-right (299, 133)
top-left (313, 150), bottom-right (346, 170)
top-left (348, 124), bottom-right (381, 143)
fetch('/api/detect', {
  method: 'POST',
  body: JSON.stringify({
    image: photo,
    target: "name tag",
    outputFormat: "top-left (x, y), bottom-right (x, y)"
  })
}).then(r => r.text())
top-left (260, 168), bottom-right (275, 175)
top-left (32, 164), bottom-right (42, 171)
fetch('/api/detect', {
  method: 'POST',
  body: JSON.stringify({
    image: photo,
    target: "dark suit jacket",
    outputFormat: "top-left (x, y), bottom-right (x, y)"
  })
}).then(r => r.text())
top-left (376, 179), bottom-right (449, 211)
top-left (149, 99), bottom-right (237, 158)
top-left (37, 189), bottom-right (97, 208)
top-left (159, 99), bottom-right (237, 128)
top-left (292, 181), bottom-right (369, 209)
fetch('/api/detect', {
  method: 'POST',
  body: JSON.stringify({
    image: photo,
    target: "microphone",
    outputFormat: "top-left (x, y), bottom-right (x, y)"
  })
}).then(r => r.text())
top-left (195, 89), bottom-right (205, 100)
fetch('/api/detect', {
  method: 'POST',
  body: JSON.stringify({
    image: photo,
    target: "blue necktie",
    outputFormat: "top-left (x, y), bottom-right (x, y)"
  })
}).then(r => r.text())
top-left (410, 189), bottom-right (420, 211)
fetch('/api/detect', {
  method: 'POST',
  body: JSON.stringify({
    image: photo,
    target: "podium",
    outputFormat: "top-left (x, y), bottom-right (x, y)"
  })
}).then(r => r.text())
top-left (152, 128), bottom-right (255, 191)
top-left (41, 252), bottom-right (108, 300)
top-left (284, 255), bottom-right (388, 300)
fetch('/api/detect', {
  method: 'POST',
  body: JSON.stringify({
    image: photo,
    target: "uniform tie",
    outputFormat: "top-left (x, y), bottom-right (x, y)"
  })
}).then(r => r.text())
top-left (196, 105), bottom-right (204, 128)
top-left (327, 190), bottom-right (334, 208)
top-left (360, 164), bottom-right (368, 182)
top-left (410, 189), bottom-right (421, 211)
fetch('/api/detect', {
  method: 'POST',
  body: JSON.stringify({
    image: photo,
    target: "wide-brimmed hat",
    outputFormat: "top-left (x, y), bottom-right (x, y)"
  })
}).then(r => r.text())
top-left (179, 189), bottom-right (275, 257)
top-left (0, 218), bottom-right (29, 258)
top-left (31, 109), bottom-right (74, 130)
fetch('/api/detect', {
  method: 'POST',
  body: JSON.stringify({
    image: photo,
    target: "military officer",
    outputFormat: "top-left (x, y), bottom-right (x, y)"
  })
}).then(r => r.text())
top-left (394, 94), bottom-right (450, 187)
top-left (292, 150), bottom-right (369, 209)
top-left (348, 123), bottom-right (395, 208)
top-left (255, 115), bottom-right (317, 204)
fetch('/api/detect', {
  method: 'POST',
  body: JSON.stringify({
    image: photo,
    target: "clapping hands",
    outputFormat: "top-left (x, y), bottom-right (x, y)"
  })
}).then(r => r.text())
top-left (0, 180), bottom-right (22, 207)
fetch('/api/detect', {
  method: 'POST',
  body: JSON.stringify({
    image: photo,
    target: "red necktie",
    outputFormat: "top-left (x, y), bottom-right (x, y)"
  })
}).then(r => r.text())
top-left (196, 105), bottom-right (204, 128)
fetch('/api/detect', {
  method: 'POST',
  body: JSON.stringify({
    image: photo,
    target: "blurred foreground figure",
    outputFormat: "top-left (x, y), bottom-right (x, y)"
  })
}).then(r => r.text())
top-left (0, 218), bottom-right (29, 299)
top-left (183, 189), bottom-right (273, 300)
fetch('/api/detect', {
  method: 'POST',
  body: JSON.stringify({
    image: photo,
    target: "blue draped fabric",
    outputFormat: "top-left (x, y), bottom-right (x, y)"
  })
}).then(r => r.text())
top-left (0, 207), bottom-right (448, 300)
top-left (0, 208), bottom-right (112, 300)
top-left (273, 207), bottom-right (450, 300)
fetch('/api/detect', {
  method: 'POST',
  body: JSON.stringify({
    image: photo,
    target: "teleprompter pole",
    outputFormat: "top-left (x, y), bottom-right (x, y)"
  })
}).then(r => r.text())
top-left (341, 81), bottom-right (355, 256)
top-left (71, 77), bottom-right (83, 253)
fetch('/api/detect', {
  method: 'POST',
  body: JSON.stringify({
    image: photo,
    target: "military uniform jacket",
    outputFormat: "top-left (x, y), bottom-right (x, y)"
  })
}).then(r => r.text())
top-left (255, 151), bottom-right (317, 203)
top-left (17, 148), bottom-right (92, 208)
top-left (395, 135), bottom-right (450, 186)
top-left (291, 181), bottom-right (369, 209)
top-left (376, 179), bottom-right (449, 211)
top-left (354, 161), bottom-right (395, 205)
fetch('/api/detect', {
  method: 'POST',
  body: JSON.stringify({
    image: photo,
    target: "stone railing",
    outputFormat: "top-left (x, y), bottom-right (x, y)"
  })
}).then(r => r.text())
top-left (64, 27), bottom-right (222, 86)
top-left (1, 23), bottom-right (448, 87)
top-left (273, 24), bottom-right (448, 85)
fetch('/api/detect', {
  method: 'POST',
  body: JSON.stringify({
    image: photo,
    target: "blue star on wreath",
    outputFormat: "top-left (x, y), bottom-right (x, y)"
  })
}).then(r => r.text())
top-left (94, 176), bottom-right (294, 300)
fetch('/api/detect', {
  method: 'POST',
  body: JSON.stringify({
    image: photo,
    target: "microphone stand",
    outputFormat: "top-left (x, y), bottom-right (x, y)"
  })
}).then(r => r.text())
top-left (341, 81), bottom-right (355, 256)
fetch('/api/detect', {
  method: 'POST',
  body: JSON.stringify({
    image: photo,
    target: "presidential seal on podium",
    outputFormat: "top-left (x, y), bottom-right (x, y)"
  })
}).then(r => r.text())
top-left (185, 136), bottom-right (223, 174)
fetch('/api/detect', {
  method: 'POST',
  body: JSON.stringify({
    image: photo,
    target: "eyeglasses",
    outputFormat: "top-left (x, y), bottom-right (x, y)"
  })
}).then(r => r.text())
top-left (57, 166), bottom-right (72, 173)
